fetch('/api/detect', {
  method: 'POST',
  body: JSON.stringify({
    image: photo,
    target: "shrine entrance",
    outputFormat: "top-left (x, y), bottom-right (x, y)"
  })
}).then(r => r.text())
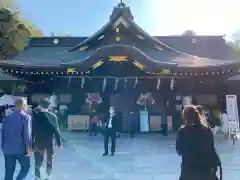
top-left (110, 91), bottom-right (138, 132)
top-left (94, 87), bottom-right (167, 133)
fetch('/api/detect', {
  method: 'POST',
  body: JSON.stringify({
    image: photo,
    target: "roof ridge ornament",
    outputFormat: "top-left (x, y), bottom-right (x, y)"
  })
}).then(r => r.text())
top-left (110, 0), bottom-right (134, 20)
top-left (118, 0), bottom-right (126, 8)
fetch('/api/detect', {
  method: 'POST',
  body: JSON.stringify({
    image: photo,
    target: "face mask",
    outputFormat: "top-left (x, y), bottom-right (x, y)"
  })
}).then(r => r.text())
top-left (109, 110), bottom-right (114, 114)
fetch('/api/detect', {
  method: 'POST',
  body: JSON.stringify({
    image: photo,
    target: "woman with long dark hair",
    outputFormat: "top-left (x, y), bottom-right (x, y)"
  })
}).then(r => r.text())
top-left (196, 105), bottom-right (204, 116)
top-left (176, 105), bottom-right (222, 180)
top-left (195, 105), bottom-right (209, 127)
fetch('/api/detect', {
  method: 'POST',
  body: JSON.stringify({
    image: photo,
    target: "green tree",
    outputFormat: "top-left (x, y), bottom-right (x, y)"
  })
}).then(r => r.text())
top-left (0, 0), bottom-right (15, 9)
top-left (225, 31), bottom-right (240, 58)
top-left (227, 40), bottom-right (240, 57)
top-left (232, 41), bottom-right (240, 57)
top-left (0, 8), bottom-right (29, 59)
top-left (0, 1), bottom-right (42, 59)
top-left (232, 31), bottom-right (240, 41)
top-left (182, 30), bottom-right (196, 36)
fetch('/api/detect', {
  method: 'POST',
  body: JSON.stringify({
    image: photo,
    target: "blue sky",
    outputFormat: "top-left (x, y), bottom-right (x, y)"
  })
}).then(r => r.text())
top-left (18, 0), bottom-right (239, 37)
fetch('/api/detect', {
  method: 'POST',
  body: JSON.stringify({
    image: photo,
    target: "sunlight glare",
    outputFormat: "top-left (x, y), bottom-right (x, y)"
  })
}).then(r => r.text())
top-left (149, 0), bottom-right (240, 35)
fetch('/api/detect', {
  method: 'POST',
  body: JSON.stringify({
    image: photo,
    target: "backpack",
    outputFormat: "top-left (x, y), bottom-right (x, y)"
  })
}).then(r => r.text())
top-left (33, 111), bottom-right (55, 137)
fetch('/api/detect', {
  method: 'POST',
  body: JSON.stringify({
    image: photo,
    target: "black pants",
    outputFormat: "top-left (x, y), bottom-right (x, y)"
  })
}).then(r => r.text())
top-left (162, 123), bottom-right (168, 136)
top-left (104, 128), bottom-right (116, 153)
top-left (90, 123), bottom-right (98, 136)
top-left (4, 154), bottom-right (30, 180)
top-left (34, 146), bottom-right (54, 179)
top-left (130, 130), bottom-right (135, 139)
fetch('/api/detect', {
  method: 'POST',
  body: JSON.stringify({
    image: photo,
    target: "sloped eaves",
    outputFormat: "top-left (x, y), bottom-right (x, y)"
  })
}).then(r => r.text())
top-left (63, 44), bottom-right (174, 71)
top-left (61, 44), bottom-right (239, 73)
top-left (68, 9), bottom-right (175, 52)
top-left (0, 4), bottom-right (239, 72)
top-left (68, 10), bottom-right (123, 52)
top-left (65, 8), bottom-right (239, 70)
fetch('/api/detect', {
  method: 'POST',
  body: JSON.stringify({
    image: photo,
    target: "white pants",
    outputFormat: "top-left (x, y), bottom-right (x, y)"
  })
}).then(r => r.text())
top-left (212, 126), bottom-right (221, 135)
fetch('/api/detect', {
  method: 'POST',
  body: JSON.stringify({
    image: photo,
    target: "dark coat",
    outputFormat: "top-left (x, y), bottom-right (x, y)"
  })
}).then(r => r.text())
top-left (104, 114), bottom-right (119, 132)
top-left (176, 125), bottom-right (221, 180)
top-left (32, 109), bottom-right (61, 148)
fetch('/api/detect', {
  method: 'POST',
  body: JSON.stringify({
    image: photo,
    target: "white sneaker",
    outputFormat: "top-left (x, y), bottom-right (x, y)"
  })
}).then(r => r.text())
top-left (45, 176), bottom-right (51, 180)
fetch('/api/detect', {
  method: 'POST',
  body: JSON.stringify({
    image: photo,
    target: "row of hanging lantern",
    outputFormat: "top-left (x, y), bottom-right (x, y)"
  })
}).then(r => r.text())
top-left (146, 70), bottom-right (233, 76)
top-left (0, 70), bottom-right (42, 84)
top-left (19, 76), bottom-right (176, 90)
top-left (3, 67), bottom-right (213, 88)
top-left (2, 68), bottom-right (235, 77)
top-left (75, 77), bottom-right (175, 92)
top-left (2, 67), bottom-right (222, 88)
top-left (3, 69), bottom-right (91, 76)
top-left (0, 71), bottom-right (180, 87)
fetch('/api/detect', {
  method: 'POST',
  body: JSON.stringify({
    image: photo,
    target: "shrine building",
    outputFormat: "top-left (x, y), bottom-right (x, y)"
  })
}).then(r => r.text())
top-left (0, 2), bottom-right (239, 132)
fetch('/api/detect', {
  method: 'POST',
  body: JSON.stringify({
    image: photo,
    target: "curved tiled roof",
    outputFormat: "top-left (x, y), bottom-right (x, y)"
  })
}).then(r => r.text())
top-left (9, 47), bottom-right (93, 65)
top-left (3, 42), bottom-right (236, 68)
top-left (62, 44), bottom-right (174, 70)
top-left (0, 2), bottom-right (238, 74)
top-left (63, 2), bottom-right (238, 69)
top-left (22, 35), bottom-right (233, 60)
top-left (0, 43), bottom-right (238, 71)
top-left (62, 44), bottom-right (238, 71)
top-left (68, 6), bottom-right (174, 52)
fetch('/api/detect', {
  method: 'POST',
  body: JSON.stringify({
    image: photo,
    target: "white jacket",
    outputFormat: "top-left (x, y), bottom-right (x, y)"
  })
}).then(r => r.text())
top-left (221, 113), bottom-right (228, 133)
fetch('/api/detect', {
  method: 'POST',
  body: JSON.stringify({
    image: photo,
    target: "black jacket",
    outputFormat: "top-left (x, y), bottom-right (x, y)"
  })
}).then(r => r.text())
top-left (105, 114), bottom-right (119, 132)
top-left (176, 125), bottom-right (221, 180)
top-left (32, 109), bottom-right (61, 148)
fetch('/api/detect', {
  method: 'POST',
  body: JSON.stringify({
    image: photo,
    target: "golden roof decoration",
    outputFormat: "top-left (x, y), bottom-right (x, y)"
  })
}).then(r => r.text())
top-left (109, 56), bottom-right (128, 62)
top-left (79, 45), bottom-right (89, 51)
top-left (132, 60), bottom-right (145, 70)
top-left (113, 16), bottom-right (129, 28)
top-left (67, 68), bottom-right (76, 73)
top-left (92, 60), bottom-right (104, 69)
top-left (116, 36), bottom-right (121, 41)
top-left (115, 27), bottom-right (121, 41)
top-left (159, 68), bottom-right (170, 75)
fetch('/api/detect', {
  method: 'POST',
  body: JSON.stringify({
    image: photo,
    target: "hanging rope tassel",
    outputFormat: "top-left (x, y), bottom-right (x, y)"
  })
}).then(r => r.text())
top-left (133, 77), bottom-right (138, 88)
top-left (124, 78), bottom-right (127, 89)
top-left (102, 78), bottom-right (107, 92)
top-left (170, 78), bottom-right (175, 90)
top-left (81, 77), bottom-right (85, 88)
top-left (156, 78), bottom-right (161, 90)
top-left (114, 78), bottom-right (119, 90)
top-left (68, 76), bottom-right (71, 88)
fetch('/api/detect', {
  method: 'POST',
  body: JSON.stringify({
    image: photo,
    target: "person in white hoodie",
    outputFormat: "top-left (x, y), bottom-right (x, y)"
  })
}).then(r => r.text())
top-left (220, 110), bottom-right (229, 139)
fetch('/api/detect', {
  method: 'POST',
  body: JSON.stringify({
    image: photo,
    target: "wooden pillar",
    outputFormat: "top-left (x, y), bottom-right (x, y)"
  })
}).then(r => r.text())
top-left (162, 79), bottom-right (175, 135)
top-left (26, 83), bottom-right (34, 105)
top-left (216, 77), bottom-right (226, 111)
